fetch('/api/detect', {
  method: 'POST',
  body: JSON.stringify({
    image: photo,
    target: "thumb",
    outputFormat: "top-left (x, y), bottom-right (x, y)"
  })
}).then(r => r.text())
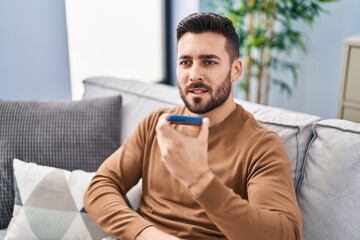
top-left (198, 117), bottom-right (209, 142)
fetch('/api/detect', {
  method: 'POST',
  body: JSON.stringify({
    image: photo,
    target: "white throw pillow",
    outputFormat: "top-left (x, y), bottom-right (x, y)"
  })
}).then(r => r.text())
top-left (5, 159), bottom-right (110, 240)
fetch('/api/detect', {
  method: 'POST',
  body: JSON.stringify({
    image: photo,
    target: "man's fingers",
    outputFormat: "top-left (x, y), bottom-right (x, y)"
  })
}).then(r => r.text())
top-left (158, 113), bottom-right (169, 125)
top-left (198, 117), bottom-right (209, 141)
top-left (156, 113), bottom-right (182, 139)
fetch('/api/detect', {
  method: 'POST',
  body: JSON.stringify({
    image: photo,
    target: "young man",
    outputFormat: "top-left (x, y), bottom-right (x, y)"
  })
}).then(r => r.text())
top-left (84, 12), bottom-right (302, 240)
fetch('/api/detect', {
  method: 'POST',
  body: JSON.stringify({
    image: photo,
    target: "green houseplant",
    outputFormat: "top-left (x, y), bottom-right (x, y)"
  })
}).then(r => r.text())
top-left (212, 0), bottom-right (336, 104)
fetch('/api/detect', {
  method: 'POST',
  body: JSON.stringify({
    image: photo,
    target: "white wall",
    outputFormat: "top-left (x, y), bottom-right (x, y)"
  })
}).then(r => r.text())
top-left (0, 0), bottom-right (71, 100)
top-left (65, 0), bottom-right (165, 100)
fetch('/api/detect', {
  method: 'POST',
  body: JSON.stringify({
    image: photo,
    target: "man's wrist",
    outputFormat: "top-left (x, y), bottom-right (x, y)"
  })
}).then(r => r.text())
top-left (135, 226), bottom-right (157, 240)
top-left (188, 169), bottom-right (214, 197)
top-left (187, 167), bottom-right (213, 189)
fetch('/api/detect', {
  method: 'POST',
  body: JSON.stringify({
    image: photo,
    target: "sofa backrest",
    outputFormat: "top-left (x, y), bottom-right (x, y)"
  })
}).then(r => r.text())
top-left (236, 100), bottom-right (321, 189)
top-left (297, 119), bottom-right (360, 240)
top-left (83, 77), bottom-right (182, 144)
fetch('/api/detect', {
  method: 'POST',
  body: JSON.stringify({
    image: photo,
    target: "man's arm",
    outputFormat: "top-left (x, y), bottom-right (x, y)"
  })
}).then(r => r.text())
top-left (84, 113), bottom-right (180, 240)
top-left (83, 145), bottom-right (153, 239)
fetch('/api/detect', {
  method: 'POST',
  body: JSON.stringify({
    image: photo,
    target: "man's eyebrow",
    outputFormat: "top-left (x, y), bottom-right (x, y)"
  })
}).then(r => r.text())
top-left (199, 54), bottom-right (221, 60)
top-left (178, 54), bottom-right (221, 60)
top-left (178, 54), bottom-right (191, 59)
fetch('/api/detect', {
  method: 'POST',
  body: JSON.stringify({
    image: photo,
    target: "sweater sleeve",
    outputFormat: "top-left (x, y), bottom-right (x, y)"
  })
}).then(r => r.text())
top-left (83, 115), bottom-right (155, 239)
top-left (193, 132), bottom-right (302, 240)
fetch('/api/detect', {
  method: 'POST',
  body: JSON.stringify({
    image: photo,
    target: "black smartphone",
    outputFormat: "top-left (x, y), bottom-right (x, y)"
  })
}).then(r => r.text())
top-left (167, 114), bottom-right (203, 126)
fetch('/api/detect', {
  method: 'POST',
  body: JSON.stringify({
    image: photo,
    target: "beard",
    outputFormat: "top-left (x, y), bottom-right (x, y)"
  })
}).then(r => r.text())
top-left (178, 71), bottom-right (232, 114)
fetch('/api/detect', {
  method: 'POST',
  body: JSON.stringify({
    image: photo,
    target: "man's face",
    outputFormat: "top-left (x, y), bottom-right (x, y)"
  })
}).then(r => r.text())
top-left (176, 32), bottom-right (234, 114)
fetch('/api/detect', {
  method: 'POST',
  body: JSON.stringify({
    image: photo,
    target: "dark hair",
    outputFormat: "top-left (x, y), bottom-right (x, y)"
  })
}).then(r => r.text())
top-left (176, 12), bottom-right (239, 61)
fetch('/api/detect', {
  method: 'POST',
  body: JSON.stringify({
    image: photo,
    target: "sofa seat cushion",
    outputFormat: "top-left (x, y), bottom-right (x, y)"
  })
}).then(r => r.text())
top-left (5, 159), bottom-right (109, 240)
top-left (0, 96), bottom-right (122, 228)
top-left (236, 100), bottom-right (320, 189)
top-left (82, 77), bottom-right (182, 144)
top-left (297, 119), bottom-right (360, 240)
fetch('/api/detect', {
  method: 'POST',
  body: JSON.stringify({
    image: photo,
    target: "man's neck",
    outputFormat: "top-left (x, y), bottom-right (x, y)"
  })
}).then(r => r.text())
top-left (196, 98), bottom-right (237, 127)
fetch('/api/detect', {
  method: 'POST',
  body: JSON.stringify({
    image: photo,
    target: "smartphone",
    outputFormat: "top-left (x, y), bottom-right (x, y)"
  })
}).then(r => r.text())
top-left (167, 114), bottom-right (203, 126)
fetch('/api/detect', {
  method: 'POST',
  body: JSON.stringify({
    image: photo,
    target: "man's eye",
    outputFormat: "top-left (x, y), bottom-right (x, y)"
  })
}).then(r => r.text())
top-left (204, 61), bottom-right (216, 65)
top-left (180, 61), bottom-right (191, 65)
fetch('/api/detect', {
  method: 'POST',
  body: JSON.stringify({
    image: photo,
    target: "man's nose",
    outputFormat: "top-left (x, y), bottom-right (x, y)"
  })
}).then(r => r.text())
top-left (189, 63), bottom-right (203, 81)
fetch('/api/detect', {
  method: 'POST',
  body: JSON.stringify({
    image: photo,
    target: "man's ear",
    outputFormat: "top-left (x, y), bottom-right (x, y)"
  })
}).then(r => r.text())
top-left (231, 58), bottom-right (242, 83)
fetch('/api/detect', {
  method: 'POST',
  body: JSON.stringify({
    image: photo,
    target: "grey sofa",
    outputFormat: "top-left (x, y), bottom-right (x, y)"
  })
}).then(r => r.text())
top-left (1, 76), bottom-right (360, 240)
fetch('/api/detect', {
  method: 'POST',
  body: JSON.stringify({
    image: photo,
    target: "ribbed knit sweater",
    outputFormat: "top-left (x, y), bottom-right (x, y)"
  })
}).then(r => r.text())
top-left (84, 105), bottom-right (301, 240)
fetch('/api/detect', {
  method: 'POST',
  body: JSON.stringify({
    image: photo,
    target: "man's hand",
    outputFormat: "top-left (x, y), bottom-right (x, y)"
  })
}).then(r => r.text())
top-left (155, 114), bottom-right (211, 189)
top-left (135, 226), bottom-right (180, 240)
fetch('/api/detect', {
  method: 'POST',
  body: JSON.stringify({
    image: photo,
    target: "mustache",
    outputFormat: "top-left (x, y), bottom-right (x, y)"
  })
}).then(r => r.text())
top-left (185, 82), bottom-right (212, 92)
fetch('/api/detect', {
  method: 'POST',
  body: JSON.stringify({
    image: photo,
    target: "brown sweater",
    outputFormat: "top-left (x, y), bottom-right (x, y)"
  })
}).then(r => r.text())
top-left (84, 105), bottom-right (302, 240)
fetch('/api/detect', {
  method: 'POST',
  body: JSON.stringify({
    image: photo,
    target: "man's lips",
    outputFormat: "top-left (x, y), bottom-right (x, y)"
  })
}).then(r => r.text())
top-left (188, 88), bottom-right (208, 94)
top-left (185, 83), bottom-right (211, 95)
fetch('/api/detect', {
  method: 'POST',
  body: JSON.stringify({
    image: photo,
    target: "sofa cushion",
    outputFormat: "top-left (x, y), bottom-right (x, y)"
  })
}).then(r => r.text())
top-left (5, 159), bottom-right (109, 240)
top-left (297, 119), bottom-right (360, 240)
top-left (82, 77), bottom-right (182, 144)
top-left (236, 100), bottom-right (321, 189)
top-left (0, 96), bottom-right (122, 228)
top-left (0, 229), bottom-right (5, 240)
